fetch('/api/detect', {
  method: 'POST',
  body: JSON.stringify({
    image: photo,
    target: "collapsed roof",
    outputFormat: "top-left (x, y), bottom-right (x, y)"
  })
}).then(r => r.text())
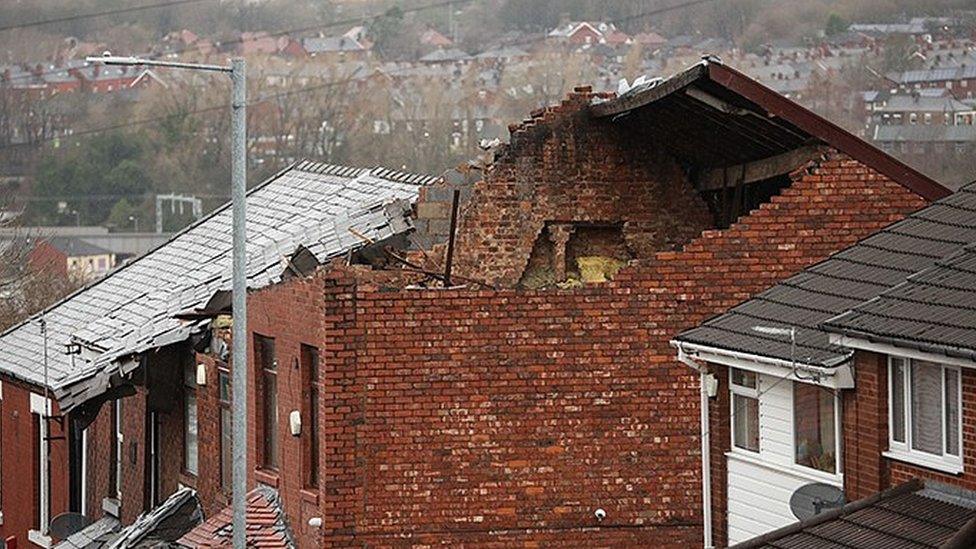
top-left (0, 161), bottom-right (438, 411)
top-left (591, 58), bottom-right (947, 202)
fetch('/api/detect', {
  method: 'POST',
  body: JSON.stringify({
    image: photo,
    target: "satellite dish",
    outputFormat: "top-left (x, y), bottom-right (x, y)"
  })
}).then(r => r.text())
top-left (789, 483), bottom-right (845, 521)
top-left (49, 512), bottom-right (92, 539)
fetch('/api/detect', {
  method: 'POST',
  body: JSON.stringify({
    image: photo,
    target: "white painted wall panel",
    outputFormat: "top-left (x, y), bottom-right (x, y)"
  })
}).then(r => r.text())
top-left (726, 374), bottom-right (843, 545)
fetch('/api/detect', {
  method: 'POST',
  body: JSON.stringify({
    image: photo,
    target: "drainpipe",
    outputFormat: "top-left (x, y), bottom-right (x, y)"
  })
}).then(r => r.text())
top-left (677, 345), bottom-right (714, 549)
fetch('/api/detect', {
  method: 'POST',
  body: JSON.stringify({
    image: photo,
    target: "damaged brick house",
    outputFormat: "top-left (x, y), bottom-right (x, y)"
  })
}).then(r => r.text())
top-left (674, 181), bottom-right (976, 548)
top-left (0, 58), bottom-right (950, 548)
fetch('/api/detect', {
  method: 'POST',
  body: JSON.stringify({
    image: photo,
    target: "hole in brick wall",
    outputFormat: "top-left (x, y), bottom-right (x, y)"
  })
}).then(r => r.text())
top-left (519, 227), bottom-right (556, 289)
top-left (699, 173), bottom-right (793, 229)
top-left (518, 223), bottom-right (630, 289)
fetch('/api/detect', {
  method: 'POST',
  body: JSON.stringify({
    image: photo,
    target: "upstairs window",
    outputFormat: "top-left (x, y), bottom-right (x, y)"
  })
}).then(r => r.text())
top-left (256, 334), bottom-right (278, 470)
top-left (301, 344), bottom-right (320, 488)
top-left (183, 363), bottom-right (198, 476)
top-left (888, 357), bottom-right (962, 473)
top-left (730, 368), bottom-right (760, 453)
top-left (794, 383), bottom-right (839, 475)
top-left (219, 368), bottom-right (233, 493)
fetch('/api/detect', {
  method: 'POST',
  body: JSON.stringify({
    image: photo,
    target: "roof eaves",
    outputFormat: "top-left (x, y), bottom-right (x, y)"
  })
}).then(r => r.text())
top-left (704, 61), bottom-right (949, 202)
top-left (820, 321), bottom-right (976, 364)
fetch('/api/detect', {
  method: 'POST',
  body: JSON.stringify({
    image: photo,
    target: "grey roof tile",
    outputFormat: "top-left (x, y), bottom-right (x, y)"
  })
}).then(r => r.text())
top-left (0, 161), bottom-right (436, 408)
top-left (676, 184), bottom-right (976, 367)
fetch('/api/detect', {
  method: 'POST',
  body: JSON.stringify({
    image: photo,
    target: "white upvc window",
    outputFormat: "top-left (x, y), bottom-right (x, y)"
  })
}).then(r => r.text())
top-left (887, 356), bottom-right (963, 474)
top-left (730, 368), bottom-right (760, 453)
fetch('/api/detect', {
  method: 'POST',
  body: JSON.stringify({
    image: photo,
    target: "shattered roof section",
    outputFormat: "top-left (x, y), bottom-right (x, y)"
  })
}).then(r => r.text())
top-left (106, 487), bottom-right (203, 548)
top-left (823, 240), bottom-right (976, 363)
top-left (0, 160), bottom-right (435, 410)
top-left (177, 485), bottom-right (295, 548)
top-left (732, 479), bottom-right (976, 549)
top-left (676, 183), bottom-right (976, 368)
top-left (53, 517), bottom-right (121, 549)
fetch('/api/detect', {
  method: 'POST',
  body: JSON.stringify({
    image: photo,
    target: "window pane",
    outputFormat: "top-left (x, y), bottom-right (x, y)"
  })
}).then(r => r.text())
top-left (221, 407), bottom-right (232, 492)
top-left (184, 363), bottom-right (196, 387)
top-left (891, 358), bottom-right (906, 443)
top-left (184, 391), bottom-right (198, 475)
top-left (264, 371), bottom-right (278, 468)
top-left (946, 368), bottom-right (960, 456)
top-left (911, 361), bottom-right (943, 455)
top-left (219, 370), bottom-right (230, 402)
top-left (310, 388), bottom-right (319, 486)
top-left (731, 368), bottom-right (757, 389)
top-left (794, 383), bottom-right (836, 474)
top-left (733, 394), bottom-right (760, 452)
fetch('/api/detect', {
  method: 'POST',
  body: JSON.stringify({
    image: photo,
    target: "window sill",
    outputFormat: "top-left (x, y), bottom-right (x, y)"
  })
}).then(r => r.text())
top-left (726, 450), bottom-right (843, 486)
top-left (28, 529), bottom-right (52, 548)
top-left (255, 468), bottom-right (279, 487)
top-left (103, 497), bottom-right (121, 517)
top-left (300, 489), bottom-right (319, 504)
top-left (884, 450), bottom-right (964, 475)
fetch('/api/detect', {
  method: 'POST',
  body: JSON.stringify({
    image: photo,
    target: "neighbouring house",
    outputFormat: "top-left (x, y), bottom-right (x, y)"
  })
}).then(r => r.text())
top-left (0, 163), bottom-right (435, 548)
top-left (874, 123), bottom-right (976, 158)
top-left (419, 28), bottom-right (453, 48)
top-left (302, 28), bottom-right (372, 62)
top-left (0, 59), bottom-right (951, 548)
top-left (888, 66), bottom-right (976, 98)
top-left (868, 92), bottom-right (976, 126)
top-left (29, 237), bottom-right (117, 281)
top-left (673, 181), bottom-right (976, 546)
top-left (547, 21), bottom-right (629, 46)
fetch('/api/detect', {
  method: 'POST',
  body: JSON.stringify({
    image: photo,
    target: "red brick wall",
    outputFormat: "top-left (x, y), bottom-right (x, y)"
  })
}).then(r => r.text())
top-left (237, 154), bottom-right (927, 548)
top-left (247, 276), bottom-right (329, 548)
top-left (448, 89), bottom-right (713, 287)
top-left (0, 377), bottom-right (69, 548)
top-left (844, 350), bottom-right (976, 497)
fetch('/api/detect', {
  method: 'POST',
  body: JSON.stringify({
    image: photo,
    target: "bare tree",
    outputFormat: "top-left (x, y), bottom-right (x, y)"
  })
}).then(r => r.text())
top-left (0, 204), bottom-right (82, 331)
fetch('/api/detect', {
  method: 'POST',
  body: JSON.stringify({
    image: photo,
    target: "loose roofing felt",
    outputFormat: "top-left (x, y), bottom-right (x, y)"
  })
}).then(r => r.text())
top-left (0, 160), bottom-right (438, 411)
top-left (676, 182), bottom-right (976, 368)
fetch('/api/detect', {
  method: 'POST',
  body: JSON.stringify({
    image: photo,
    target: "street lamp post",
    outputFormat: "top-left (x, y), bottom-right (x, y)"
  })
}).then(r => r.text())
top-left (87, 54), bottom-right (248, 549)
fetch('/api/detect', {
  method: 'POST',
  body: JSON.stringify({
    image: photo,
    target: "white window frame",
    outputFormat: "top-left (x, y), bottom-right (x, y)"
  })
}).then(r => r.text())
top-left (792, 382), bottom-right (843, 479)
top-left (29, 392), bottom-right (52, 548)
top-left (729, 368), bottom-right (760, 454)
top-left (885, 356), bottom-right (964, 474)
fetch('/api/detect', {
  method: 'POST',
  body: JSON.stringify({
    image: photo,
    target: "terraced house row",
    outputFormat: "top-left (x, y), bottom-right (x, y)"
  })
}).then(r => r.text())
top-left (0, 59), bottom-right (969, 548)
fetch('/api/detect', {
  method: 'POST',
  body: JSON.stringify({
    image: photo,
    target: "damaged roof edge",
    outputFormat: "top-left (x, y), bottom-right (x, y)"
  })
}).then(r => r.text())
top-left (0, 160), bottom-right (300, 361)
top-left (591, 58), bottom-right (950, 202)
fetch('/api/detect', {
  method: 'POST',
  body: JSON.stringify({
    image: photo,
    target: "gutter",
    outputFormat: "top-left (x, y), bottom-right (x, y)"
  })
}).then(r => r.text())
top-left (824, 326), bottom-right (976, 366)
top-left (673, 340), bottom-right (854, 389)
top-left (676, 344), bottom-right (715, 549)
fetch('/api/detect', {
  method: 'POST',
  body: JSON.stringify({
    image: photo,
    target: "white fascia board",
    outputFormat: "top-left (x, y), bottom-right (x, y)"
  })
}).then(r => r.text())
top-left (671, 340), bottom-right (854, 389)
top-left (829, 334), bottom-right (976, 370)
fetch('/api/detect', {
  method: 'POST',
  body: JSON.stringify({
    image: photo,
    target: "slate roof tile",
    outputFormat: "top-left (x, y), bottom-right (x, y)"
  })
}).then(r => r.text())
top-left (0, 161), bottom-right (436, 410)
